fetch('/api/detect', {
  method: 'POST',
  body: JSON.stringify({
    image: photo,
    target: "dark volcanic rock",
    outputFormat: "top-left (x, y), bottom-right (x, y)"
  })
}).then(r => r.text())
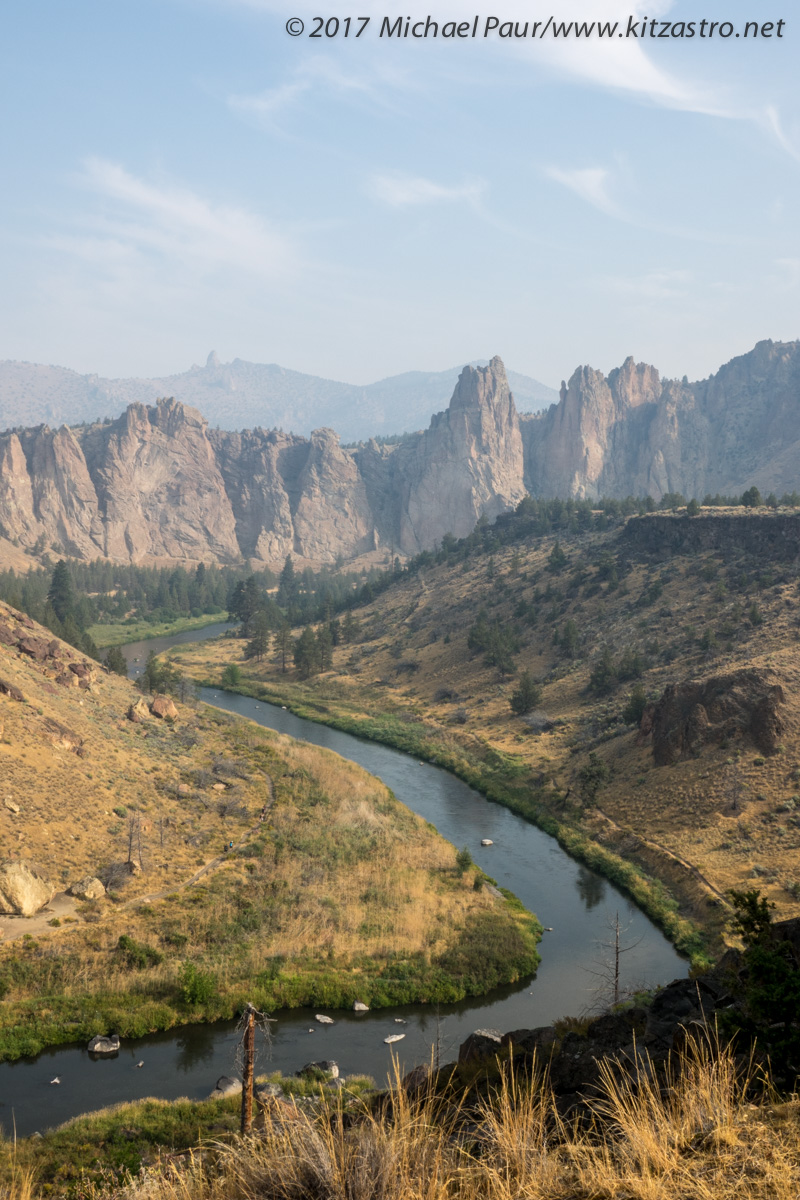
top-left (458, 1029), bottom-right (503, 1064)
top-left (650, 669), bottom-right (785, 765)
top-left (0, 678), bottom-right (24, 702)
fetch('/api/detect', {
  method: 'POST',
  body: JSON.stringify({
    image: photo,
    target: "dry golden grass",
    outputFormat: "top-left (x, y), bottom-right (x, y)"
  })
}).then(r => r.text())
top-left (100, 1036), bottom-right (800, 1200)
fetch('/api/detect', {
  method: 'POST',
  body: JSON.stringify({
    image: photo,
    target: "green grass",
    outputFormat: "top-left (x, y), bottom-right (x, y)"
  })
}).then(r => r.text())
top-left (0, 1071), bottom-right (379, 1194)
top-left (209, 678), bottom-right (713, 970)
top-left (88, 612), bottom-right (229, 649)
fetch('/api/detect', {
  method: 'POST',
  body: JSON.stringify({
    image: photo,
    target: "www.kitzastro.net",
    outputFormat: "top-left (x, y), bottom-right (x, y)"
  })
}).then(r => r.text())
top-left (284, 15), bottom-right (787, 39)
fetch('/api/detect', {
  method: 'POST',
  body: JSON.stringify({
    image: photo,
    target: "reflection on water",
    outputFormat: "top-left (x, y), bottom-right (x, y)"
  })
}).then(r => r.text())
top-left (576, 866), bottom-right (607, 910)
top-left (175, 1025), bottom-right (217, 1073)
top-left (0, 682), bottom-right (688, 1138)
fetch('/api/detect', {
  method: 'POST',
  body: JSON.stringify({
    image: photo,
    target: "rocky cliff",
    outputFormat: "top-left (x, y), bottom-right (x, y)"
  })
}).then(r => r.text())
top-left (524, 338), bottom-right (800, 500)
top-left (0, 341), bottom-right (798, 567)
top-left (0, 358), bottom-right (525, 565)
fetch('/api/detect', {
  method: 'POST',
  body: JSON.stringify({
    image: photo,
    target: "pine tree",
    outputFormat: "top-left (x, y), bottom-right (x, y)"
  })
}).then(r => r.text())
top-left (293, 626), bottom-right (319, 679)
top-left (278, 556), bottom-right (297, 607)
top-left (245, 609), bottom-right (271, 661)
top-left (103, 645), bottom-right (128, 677)
top-left (47, 560), bottom-right (75, 624)
top-left (509, 670), bottom-right (542, 716)
top-left (316, 624), bottom-right (333, 672)
top-left (274, 619), bottom-right (292, 673)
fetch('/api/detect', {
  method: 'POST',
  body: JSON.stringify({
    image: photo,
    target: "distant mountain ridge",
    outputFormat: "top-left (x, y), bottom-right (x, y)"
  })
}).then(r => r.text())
top-left (0, 353), bottom-right (557, 442)
top-left (0, 340), bottom-right (797, 569)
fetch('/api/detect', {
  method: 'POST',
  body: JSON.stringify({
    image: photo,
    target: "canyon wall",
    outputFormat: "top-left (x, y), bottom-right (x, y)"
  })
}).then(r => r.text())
top-left (0, 341), bottom-right (797, 566)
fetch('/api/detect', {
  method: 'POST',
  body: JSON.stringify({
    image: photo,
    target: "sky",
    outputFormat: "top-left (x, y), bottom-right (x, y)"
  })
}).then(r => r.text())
top-left (1, 0), bottom-right (799, 388)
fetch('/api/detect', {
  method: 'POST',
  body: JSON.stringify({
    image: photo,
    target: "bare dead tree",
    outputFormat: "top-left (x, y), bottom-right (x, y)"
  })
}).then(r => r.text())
top-left (584, 910), bottom-right (643, 1010)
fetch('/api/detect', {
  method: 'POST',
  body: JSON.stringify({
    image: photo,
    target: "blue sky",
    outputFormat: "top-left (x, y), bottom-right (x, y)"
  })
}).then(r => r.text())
top-left (2, 0), bottom-right (798, 388)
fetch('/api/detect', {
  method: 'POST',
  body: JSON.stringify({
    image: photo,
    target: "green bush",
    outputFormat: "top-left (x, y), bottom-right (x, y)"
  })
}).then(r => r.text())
top-left (179, 961), bottom-right (217, 1005)
top-left (455, 846), bottom-right (474, 875)
top-left (221, 663), bottom-right (243, 687)
top-left (622, 683), bottom-right (647, 726)
top-left (116, 934), bottom-right (163, 969)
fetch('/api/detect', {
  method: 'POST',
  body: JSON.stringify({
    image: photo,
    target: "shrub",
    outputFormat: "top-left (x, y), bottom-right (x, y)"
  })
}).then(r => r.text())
top-left (509, 670), bottom-right (542, 716)
top-left (116, 934), bottom-right (163, 969)
top-left (577, 752), bottom-right (611, 805)
top-left (179, 961), bottom-right (217, 1005)
top-left (455, 846), bottom-right (473, 875)
top-left (622, 683), bottom-right (647, 726)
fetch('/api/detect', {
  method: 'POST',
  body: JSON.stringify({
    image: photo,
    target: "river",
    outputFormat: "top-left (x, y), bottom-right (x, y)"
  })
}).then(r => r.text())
top-left (0, 629), bottom-right (686, 1136)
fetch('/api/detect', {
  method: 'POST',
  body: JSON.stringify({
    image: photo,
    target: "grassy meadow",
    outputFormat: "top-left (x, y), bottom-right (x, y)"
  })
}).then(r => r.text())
top-left (0, 602), bottom-right (540, 1060)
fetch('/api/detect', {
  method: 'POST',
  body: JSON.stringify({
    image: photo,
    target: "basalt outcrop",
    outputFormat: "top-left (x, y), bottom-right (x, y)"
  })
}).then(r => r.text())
top-left (642, 669), bottom-right (785, 766)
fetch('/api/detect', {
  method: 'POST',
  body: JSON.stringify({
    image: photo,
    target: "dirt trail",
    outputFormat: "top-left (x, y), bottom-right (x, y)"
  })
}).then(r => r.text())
top-left (0, 775), bottom-right (276, 942)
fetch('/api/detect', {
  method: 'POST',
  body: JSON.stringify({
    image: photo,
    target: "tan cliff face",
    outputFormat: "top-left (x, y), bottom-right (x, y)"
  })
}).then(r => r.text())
top-left (523, 339), bottom-right (800, 502)
top-left (392, 357), bottom-right (526, 554)
top-left (0, 342), bottom-right (798, 567)
top-left (0, 358), bottom-right (524, 566)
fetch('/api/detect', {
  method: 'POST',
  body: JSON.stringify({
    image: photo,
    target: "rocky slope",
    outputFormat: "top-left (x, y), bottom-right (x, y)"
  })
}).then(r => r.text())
top-left (0, 341), bottom-right (799, 568)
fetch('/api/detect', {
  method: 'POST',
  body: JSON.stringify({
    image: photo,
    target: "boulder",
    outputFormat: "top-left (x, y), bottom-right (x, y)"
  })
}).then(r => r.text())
top-left (41, 717), bottom-right (84, 754)
top-left (457, 1029), bottom-right (502, 1064)
top-left (208, 1075), bottom-right (242, 1099)
top-left (55, 672), bottom-right (80, 689)
top-left (88, 1033), bottom-right (120, 1054)
top-left (68, 876), bottom-right (106, 901)
top-left (4, 797), bottom-right (20, 814)
top-left (149, 695), bottom-right (178, 720)
top-left (297, 1060), bottom-right (339, 1080)
top-left (402, 1063), bottom-right (431, 1092)
top-left (0, 860), bottom-right (55, 916)
top-left (17, 636), bottom-right (51, 662)
top-left (127, 697), bottom-right (151, 722)
top-left (0, 679), bottom-right (24, 702)
top-left (352, 1000), bottom-right (369, 1012)
top-left (500, 1026), bottom-right (558, 1056)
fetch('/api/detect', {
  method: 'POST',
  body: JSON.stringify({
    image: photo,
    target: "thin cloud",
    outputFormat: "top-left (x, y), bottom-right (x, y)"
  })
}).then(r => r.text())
top-left (229, 56), bottom-right (412, 128)
top-left (369, 172), bottom-right (485, 208)
top-left (77, 157), bottom-right (293, 277)
top-left (544, 166), bottom-right (619, 217)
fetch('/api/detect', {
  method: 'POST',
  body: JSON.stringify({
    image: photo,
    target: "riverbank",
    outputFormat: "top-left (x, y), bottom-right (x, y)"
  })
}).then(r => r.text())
top-left (4, 1038), bottom-right (798, 1200)
top-left (0, 600), bottom-right (542, 1063)
top-left (0, 707), bottom-right (541, 1059)
top-left (176, 662), bottom-right (713, 969)
top-left (88, 612), bottom-right (228, 649)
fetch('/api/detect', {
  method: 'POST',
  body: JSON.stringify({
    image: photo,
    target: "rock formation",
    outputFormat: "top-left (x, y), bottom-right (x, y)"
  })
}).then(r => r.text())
top-left (643, 669), bottom-right (785, 766)
top-left (524, 339), bottom-right (800, 501)
top-left (0, 341), bottom-right (799, 567)
top-left (0, 358), bottom-right (525, 565)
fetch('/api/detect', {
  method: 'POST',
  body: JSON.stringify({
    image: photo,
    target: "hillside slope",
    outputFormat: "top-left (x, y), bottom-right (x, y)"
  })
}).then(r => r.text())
top-left (0, 601), bottom-right (540, 1059)
top-left (178, 509), bottom-right (800, 951)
